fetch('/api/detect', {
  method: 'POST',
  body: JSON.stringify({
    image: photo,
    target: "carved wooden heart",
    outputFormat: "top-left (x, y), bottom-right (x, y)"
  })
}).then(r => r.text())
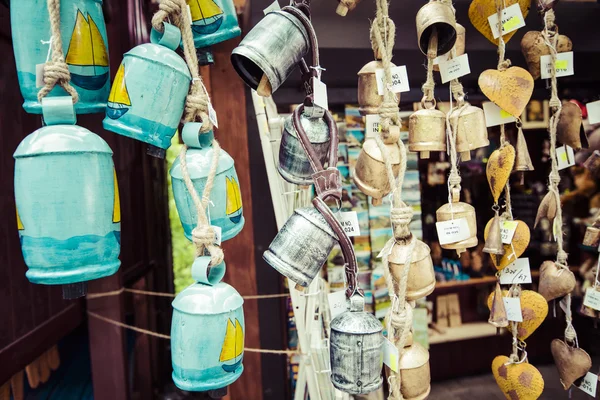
top-left (521, 31), bottom-right (573, 80)
top-left (469, 0), bottom-right (531, 45)
top-left (484, 219), bottom-right (530, 270)
top-left (487, 290), bottom-right (548, 341)
top-left (492, 355), bottom-right (545, 400)
top-left (486, 145), bottom-right (516, 204)
top-left (538, 261), bottom-right (576, 301)
top-left (551, 339), bottom-right (592, 389)
top-left (479, 67), bottom-right (534, 117)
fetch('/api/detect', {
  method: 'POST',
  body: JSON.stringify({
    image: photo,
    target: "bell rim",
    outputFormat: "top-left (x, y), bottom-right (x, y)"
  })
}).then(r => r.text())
top-left (330, 311), bottom-right (383, 334)
top-left (263, 249), bottom-right (313, 288)
top-left (171, 365), bottom-right (244, 392)
top-left (276, 164), bottom-right (314, 185)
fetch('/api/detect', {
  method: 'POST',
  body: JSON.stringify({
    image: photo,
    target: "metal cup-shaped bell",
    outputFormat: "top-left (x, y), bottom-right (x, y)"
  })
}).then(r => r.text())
top-left (433, 23), bottom-right (465, 72)
top-left (330, 295), bottom-right (383, 395)
top-left (398, 341), bottom-right (431, 399)
top-left (231, 10), bottom-right (309, 96)
top-left (435, 190), bottom-right (478, 254)
top-left (278, 111), bottom-right (331, 185)
top-left (557, 102), bottom-right (586, 150)
top-left (357, 60), bottom-right (400, 116)
top-left (483, 212), bottom-right (505, 256)
top-left (388, 237), bottom-right (435, 301)
top-left (264, 206), bottom-right (337, 289)
top-left (416, 0), bottom-right (457, 56)
top-left (409, 107), bottom-right (447, 159)
top-left (450, 104), bottom-right (489, 161)
top-left (488, 282), bottom-right (508, 328)
top-left (515, 127), bottom-right (534, 172)
top-left (583, 225), bottom-right (600, 248)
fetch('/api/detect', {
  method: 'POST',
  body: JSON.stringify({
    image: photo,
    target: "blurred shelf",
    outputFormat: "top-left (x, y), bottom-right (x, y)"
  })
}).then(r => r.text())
top-left (429, 322), bottom-right (498, 345)
top-left (435, 276), bottom-right (497, 290)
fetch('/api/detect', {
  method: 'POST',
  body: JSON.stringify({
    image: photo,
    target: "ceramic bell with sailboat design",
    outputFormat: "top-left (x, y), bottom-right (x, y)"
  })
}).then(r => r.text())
top-left (171, 122), bottom-right (245, 243)
top-left (171, 256), bottom-right (245, 391)
top-left (11, 0), bottom-right (110, 114)
top-left (103, 23), bottom-right (191, 158)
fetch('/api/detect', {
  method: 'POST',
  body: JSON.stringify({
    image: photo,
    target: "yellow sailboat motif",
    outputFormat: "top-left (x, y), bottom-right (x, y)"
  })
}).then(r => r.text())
top-left (113, 170), bottom-right (121, 223)
top-left (219, 318), bottom-right (243, 372)
top-left (225, 177), bottom-right (242, 223)
top-left (106, 64), bottom-right (131, 120)
top-left (66, 10), bottom-right (109, 90)
top-left (16, 208), bottom-right (24, 230)
top-left (187, 0), bottom-right (224, 35)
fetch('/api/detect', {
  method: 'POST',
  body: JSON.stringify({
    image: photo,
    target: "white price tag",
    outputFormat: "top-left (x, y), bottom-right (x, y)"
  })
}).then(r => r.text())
top-left (483, 101), bottom-right (516, 127)
top-left (212, 225), bottom-right (222, 246)
top-left (578, 372), bottom-right (598, 397)
top-left (587, 100), bottom-right (600, 125)
top-left (263, 0), bottom-right (280, 14)
top-left (540, 52), bottom-right (574, 79)
top-left (488, 4), bottom-right (526, 39)
top-left (313, 79), bottom-right (329, 111)
top-left (365, 114), bottom-right (381, 138)
top-left (208, 102), bottom-right (219, 129)
top-left (499, 258), bottom-right (532, 285)
top-left (501, 220), bottom-right (519, 244)
top-left (503, 297), bottom-right (523, 322)
top-left (328, 290), bottom-right (347, 319)
top-left (382, 337), bottom-right (399, 372)
top-left (439, 54), bottom-right (471, 84)
top-left (584, 287), bottom-right (600, 311)
top-left (36, 64), bottom-right (45, 88)
top-left (375, 66), bottom-right (410, 95)
top-left (337, 211), bottom-right (360, 237)
top-left (435, 218), bottom-right (470, 245)
top-left (557, 145), bottom-right (575, 170)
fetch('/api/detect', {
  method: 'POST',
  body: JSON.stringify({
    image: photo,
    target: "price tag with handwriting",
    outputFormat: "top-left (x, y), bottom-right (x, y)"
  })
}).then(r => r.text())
top-left (337, 211), bottom-right (360, 237)
top-left (328, 290), bottom-right (347, 319)
top-left (382, 337), bottom-right (399, 372)
top-left (577, 372), bottom-right (598, 397)
top-left (557, 145), bottom-right (575, 170)
top-left (503, 297), bottom-right (523, 322)
top-left (540, 52), bottom-right (574, 79)
top-left (365, 114), bottom-right (381, 138)
top-left (499, 258), bottom-right (532, 285)
top-left (483, 101), bottom-right (516, 127)
top-left (584, 287), bottom-right (600, 311)
top-left (439, 54), bottom-right (471, 84)
top-left (375, 66), bottom-right (410, 95)
top-left (313, 79), bottom-right (329, 111)
top-left (501, 220), bottom-right (519, 244)
top-left (488, 4), bottom-right (526, 39)
top-left (587, 100), bottom-right (600, 125)
top-left (435, 218), bottom-right (470, 245)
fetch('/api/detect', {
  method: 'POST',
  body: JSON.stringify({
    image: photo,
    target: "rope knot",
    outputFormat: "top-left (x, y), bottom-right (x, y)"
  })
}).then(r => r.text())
top-left (379, 100), bottom-right (399, 120)
top-left (549, 172), bottom-right (560, 185)
top-left (498, 59), bottom-right (512, 71)
top-left (37, 61), bottom-right (79, 103)
top-left (557, 250), bottom-right (568, 265)
top-left (549, 97), bottom-right (561, 110)
top-left (565, 324), bottom-right (577, 342)
top-left (448, 174), bottom-right (461, 188)
top-left (192, 225), bottom-right (216, 245)
top-left (391, 206), bottom-right (414, 228)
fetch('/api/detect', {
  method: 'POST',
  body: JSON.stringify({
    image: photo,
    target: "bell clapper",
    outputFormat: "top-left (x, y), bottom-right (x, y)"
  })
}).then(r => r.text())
top-left (421, 150), bottom-right (430, 159)
top-left (257, 74), bottom-right (273, 97)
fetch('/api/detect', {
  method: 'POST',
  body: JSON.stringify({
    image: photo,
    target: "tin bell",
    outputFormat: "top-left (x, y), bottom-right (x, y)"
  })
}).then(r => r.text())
top-left (436, 188), bottom-right (478, 255)
top-left (398, 341), bottom-right (431, 399)
top-left (415, 0), bottom-right (457, 56)
top-left (409, 104), bottom-right (446, 159)
top-left (557, 102), bottom-right (587, 150)
top-left (483, 212), bottom-right (505, 259)
top-left (171, 123), bottom-right (245, 243)
top-left (357, 60), bottom-right (400, 116)
top-left (103, 23), bottom-right (191, 158)
top-left (171, 257), bottom-right (245, 391)
top-left (450, 104), bottom-right (489, 161)
top-left (14, 97), bottom-right (121, 299)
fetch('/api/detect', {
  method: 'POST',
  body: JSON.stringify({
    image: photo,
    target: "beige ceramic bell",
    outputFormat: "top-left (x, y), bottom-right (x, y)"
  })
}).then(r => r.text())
top-left (353, 129), bottom-right (401, 205)
top-left (398, 341), bottom-right (431, 400)
top-left (557, 102), bottom-right (586, 150)
top-left (409, 105), bottom-right (446, 159)
top-left (388, 232), bottom-right (435, 301)
top-left (357, 60), bottom-right (400, 116)
top-left (436, 188), bottom-right (478, 255)
top-left (415, 0), bottom-right (457, 56)
top-left (449, 104), bottom-right (489, 161)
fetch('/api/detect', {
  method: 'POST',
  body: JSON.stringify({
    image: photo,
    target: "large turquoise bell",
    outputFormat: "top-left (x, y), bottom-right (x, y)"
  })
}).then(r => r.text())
top-left (171, 122), bottom-right (245, 242)
top-left (13, 97), bottom-right (121, 299)
top-left (171, 256), bottom-right (244, 391)
top-left (10, 0), bottom-right (110, 114)
top-left (103, 23), bottom-right (191, 159)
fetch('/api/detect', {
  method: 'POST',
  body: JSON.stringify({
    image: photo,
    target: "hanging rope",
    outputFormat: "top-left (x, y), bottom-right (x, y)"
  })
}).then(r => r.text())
top-left (37, 0), bottom-right (79, 103)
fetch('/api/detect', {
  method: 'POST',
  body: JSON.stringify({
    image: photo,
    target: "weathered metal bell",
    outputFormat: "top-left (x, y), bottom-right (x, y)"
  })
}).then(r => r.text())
top-left (398, 341), bottom-right (431, 399)
top-left (231, 9), bottom-right (309, 96)
top-left (409, 107), bottom-right (446, 159)
top-left (278, 109), bottom-right (331, 185)
top-left (433, 23), bottom-right (465, 71)
top-left (264, 205), bottom-right (337, 289)
top-left (416, 0), bottom-right (457, 56)
top-left (171, 257), bottom-right (245, 391)
top-left (171, 123), bottom-right (245, 242)
top-left (488, 282), bottom-right (508, 327)
top-left (330, 294), bottom-right (383, 395)
top-left (14, 97), bottom-right (121, 299)
top-left (388, 233), bottom-right (435, 301)
top-left (357, 60), bottom-right (400, 116)
top-left (557, 102), bottom-right (587, 150)
top-left (450, 104), bottom-right (489, 161)
top-left (515, 127), bottom-right (534, 172)
top-left (483, 212), bottom-right (505, 256)
top-left (353, 129), bottom-right (401, 205)
top-left (435, 189), bottom-right (478, 255)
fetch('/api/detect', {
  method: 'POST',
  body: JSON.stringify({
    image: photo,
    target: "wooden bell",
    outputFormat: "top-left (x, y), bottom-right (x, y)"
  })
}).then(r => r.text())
top-left (450, 104), bottom-right (489, 161)
top-left (488, 282), bottom-right (508, 328)
top-left (409, 106), bottom-right (446, 159)
top-left (435, 188), bottom-right (478, 255)
top-left (398, 341), bottom-right (431, 399)
top-left (557, 102), bottom-right (587, 150)
top-left (357, 60), bottom-right (400, 116)
top-left (483, 212), bottom-right (505, 257)
top-left (415, 0), bottom-right (457, 56)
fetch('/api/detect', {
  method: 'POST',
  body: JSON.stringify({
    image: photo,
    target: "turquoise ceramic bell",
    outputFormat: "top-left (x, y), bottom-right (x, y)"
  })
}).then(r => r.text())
top-left (171, 122), bottom-right (244, 242)
top-left (171, 256), bottom-right (244, 391)
top-left (103, 23), bottom-right (191, 159)
top-left (10, 0), bottom-right (110, 114)
top-left (13, 97), bottom-right (121, 299)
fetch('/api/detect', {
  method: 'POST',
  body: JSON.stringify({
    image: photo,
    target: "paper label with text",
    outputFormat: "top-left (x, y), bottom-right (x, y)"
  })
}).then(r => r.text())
top-left (483, 101), bottom-right (516, 127)
top-left (365, 114), bottom-right (381, 138)
top-left (503, 297), bottom-right (523, 322)
top-left (375, 66), bottom-right (410, 95)
top-left (212, 226), bottom-right (222, 246)
top-left (488, 4), bottom-right (526, 39)
top-left (540, 52), bottom-right (574, 79)
top-left (501, 220), bottom-right (519, 244)
top-left (263, 0), bottom-right (280, 14)
top-left (382, 337), bottom-right (399, 372)
top-left (587, 100), bottom-right (600, 125)
top-left (337, 211), bottom-right (360, 237)
top-left (557, 145), bottom-right (575, 170)
top-left (499, 258), bottom-right (532, 285)
top-left (313, 79), bottom-right (329, 111)
top-left (435, 218), bottom-right (470, 245)
top-left (36, 64), bottom-right (45, 88)
top-left (439, 54), bottom-right (471, 84)
top-left (328, 290), bottom-right (347, 320)
top-left (577, 372), bottom-right (598, 397)
top-left (584, 287), bottom-right (600, 311)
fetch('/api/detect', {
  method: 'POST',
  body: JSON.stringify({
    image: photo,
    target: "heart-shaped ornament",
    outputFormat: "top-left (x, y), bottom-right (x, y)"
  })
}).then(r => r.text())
top-left (479, 67), bottom-right (534, 117)
top-left (521, 31), bottom-right (573, 80)
top-left (551, 339), bottom-right (592, 389)
top-left (484, 219), bottom-right (530, 270)
top-left (469, 0), bottom-right (530, 45)
top-left (538, 261), bottom-right (576, 301)
top-left (492, 355), bottom-right (545, 400)
top-left (487, 145), bottom-right (516, 203)
top-left (487, 290), bottom-right (548, 340)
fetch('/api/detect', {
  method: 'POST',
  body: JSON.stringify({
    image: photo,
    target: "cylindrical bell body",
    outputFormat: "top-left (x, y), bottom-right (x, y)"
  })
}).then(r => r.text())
top-left (357, 61), bottom-right (400, 116)
top-left (415, 1), bottom-right (457, 56)
top-left (263, 206), bottom-right (337, 288)
top-left (353, 138), bottom-right (401, 200)
top-left (388, 239), bottom-right (435, 301)
top-left (409, 108), bottom-right (446, 158)
top-left (278, 112), bottom-right (331, 185)
top-left (398, 342), bottom-right (431, 400)
top-left (231, 10), bottom-right (309, 94)
top-left (14, 125), bottom-right (121, 285)
top-left (11, 0), bottom-right (110, 114)
top-left (583, 226), bottom-right (600, 248)
top-left (433, 23), bottom-right (465, 72)
top-left (187, 0), bottom-right (241, 48)
top-left (171, 280), bottom-right (245, 391)
top-left (103, 24), bottom-right (191, 155)
top-left (330, 308), bottom-right (383, 394)
top-left (436, 202), bottom-right (478, 251)
top-left (450, 105), bottom-right (489, 158)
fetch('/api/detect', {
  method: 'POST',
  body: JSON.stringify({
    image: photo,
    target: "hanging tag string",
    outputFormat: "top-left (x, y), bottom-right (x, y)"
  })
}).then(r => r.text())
top-left (37, 0), bottom-right (79, 103)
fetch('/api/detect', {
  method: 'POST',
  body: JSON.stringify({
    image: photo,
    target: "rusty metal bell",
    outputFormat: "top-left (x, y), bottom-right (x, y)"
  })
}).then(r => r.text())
top-left (353, 129), bottom-right (401, 205)
top-left (483, 212), bottom-right (505, 256)
top-left (398, 341), bottom-right (431, 399)
top-left (435, 189), bottom-right (478, 255)
top-left (415, 0), bottom-right (457, 56)
top-left (409, 106), bottom-right (446, 159)
top-left (450, 104), bottom-right (489, 161)
top-left (557, 102), bottom-right (587, 150)
top-left (514, 127), bottom-right (534, 172)
top-left (388, 234), bottom-right (435, 301)
top-left (357, 60), bottom-right (400, 116)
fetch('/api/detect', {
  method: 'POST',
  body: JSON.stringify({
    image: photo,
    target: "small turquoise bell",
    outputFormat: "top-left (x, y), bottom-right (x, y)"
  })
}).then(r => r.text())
top-left (103, 23), bottom-right (191, 158)
top-left (13, 97), bottom-right (121, 299)
top-left (171, 122), bottom-right (245, 242)
top-left (10, 0), bottom-right (110, 114)
top-left (171, 256), bottom-right (244, 391)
